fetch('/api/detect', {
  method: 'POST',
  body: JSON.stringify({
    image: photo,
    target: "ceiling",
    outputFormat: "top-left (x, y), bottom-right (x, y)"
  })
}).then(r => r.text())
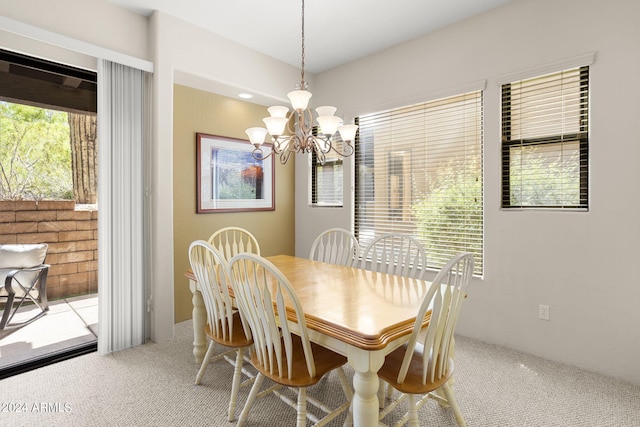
top-left (107, 0), bottom-right (513, 74)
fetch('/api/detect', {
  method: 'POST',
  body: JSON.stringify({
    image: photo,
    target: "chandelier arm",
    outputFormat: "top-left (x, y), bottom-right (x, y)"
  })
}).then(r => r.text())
top-left (270, 136), bottom-right (284, 154)
top-left (314, 135), bottom-right (332, 154)
top-left (289, 133), bottom-right (303, 152)
top-left (314, 146), bottom-right (326, 165)
top-left (304, 135), bottom-right (319, 153)
top-left (251, 147), bottom-right (274, 162)
top-left (328, 139), bottom-right (355, 157)
top-left (285, 115), bottom-right (296, 136)
top-left (296, 108), bottom-right (313, 136)
top-left (281, 149), bottom-right (294, 164)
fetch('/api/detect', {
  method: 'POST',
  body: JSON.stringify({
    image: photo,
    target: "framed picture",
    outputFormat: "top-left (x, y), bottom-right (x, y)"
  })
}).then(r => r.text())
top-left (196, 133), bottom-right (275, 213)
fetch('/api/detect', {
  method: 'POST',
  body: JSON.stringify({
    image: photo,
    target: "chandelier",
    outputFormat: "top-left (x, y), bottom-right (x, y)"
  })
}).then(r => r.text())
top-left (245, 0), bottom-right (358, 165)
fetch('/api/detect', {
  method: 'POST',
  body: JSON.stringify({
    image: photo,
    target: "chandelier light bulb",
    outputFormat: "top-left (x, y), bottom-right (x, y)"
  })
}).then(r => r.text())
top-left (315, 106), bottom-right (337, 117)
top-left (245, 127), bottom-right (268, 146)
top-left (316, 115), bottom-right (342, 136)
top-left (268, 106), bottom-right (289, 118)
top-left (287, 89), bottom-right (312, 111)
top-left (263, 116), bottom-right (288, 137)
top-left (338, 124), bottom-right (358, 142)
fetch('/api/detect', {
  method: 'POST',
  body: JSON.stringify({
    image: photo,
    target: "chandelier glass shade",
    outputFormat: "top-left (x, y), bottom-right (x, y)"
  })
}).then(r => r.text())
top-left (245, 0), bottom-right (358, 165)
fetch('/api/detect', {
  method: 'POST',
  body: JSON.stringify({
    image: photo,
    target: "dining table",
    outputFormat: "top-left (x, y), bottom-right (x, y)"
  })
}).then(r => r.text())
top-left (185, 254), bottom-right (434, 427)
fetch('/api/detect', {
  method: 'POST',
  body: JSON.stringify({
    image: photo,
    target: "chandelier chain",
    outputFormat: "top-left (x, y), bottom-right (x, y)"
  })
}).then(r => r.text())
top-left (300, 0), bottom-right (306, 89)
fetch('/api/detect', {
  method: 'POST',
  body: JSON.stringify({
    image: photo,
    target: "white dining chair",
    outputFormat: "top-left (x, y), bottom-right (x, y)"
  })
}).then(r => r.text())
top-left (207, 226), bottom-right (260, 261)
top-left (229, 252), bottom-right (353, 427)
top-left (360, 233), bottom-right (426, 279)
top-left (360, 233), bottom-right (427, 405)
top-left (377, 253), bottom-right (474, 427)
top-left (188, 240), bottom-right (255, 421)
top-left (309, 227), bottom-right (359, 267)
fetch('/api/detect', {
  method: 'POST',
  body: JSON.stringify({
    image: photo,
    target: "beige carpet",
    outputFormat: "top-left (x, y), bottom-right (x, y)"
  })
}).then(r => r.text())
top-left (1, 320), bottom-right (639, 426)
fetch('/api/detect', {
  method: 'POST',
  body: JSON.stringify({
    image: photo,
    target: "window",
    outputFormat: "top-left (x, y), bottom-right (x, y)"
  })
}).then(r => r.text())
top-left (310, 132), bottom-right (344, 207)
top-left (355, 91), bottom-right (484, 276)
top-left (501, 66), bottom-right (589, 209)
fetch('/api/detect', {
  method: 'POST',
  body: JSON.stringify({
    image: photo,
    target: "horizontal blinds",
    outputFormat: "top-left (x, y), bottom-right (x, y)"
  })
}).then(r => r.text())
top-left (355, 91), bottom-right (484, 275)
top-left (501, 66), bottom-right (589, 208)
top-left (311, 133), bottom-right (344, 206)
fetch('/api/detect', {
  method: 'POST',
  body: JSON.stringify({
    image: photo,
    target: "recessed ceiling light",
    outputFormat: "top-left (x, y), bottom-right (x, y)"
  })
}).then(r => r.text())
top-left (238, 93), bottom-right (253, 99)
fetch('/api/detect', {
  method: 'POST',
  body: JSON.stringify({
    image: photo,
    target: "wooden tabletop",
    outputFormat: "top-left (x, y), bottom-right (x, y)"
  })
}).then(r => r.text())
top-left (186, 254), bottom-right (431, 350)
top-left (265, 255), bottom-right (430, 350)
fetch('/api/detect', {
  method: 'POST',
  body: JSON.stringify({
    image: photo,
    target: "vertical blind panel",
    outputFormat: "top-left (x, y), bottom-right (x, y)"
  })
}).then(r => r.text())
top-left (355, 91), bottom-right (483, 275)
top-left (97, 59), bottom-right (149, 355)
top-left (501, 66), bottom-right (588, 208)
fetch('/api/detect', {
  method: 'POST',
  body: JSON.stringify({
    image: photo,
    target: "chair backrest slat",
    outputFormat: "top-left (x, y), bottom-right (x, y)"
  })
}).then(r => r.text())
top-left (360, 233), bottom-right (426, 279)
top-left (208, 227), bottom-right (261, 262)
top-left (230, 253), bottom-right (316, 381)
top-left (396, 253), bottom-right (474, 386)
top-left (309, 228), bottom-right (359, 267)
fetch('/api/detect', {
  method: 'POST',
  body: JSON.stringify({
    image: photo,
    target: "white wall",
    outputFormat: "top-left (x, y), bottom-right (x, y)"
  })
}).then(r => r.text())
top-left (3, 0), bottom-right (639, 384)
top-left (297, 0), bottom-right (640, 383)
top-left (0, 0), bottom-right (148, 63)
top-left (0, 0), bottom-right (145, 76)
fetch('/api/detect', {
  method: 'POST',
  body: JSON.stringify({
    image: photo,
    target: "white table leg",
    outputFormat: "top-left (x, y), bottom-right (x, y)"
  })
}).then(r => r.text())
top-left (348, 348), bottom-right (385, 427)
top-left (352, 371), bottom-right (380, 426)
top-left (189, 278), bottom-right (207, 364)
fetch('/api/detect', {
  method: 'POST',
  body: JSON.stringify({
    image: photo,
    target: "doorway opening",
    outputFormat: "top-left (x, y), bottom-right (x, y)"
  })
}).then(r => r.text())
top-left (0, 49), bottom-right (98, 378)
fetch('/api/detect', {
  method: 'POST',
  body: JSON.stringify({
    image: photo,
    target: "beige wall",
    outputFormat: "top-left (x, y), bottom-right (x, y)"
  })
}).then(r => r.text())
top-left (172, 85), bottom-right (295, 322)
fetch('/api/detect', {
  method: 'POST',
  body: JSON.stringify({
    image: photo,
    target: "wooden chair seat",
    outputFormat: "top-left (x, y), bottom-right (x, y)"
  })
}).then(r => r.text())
top-left (205, 311), bottom-right (253, 349)
top-left (378, 342), bottom-right (453, 395)
top-left (251, 334), bottom-right (347, 388)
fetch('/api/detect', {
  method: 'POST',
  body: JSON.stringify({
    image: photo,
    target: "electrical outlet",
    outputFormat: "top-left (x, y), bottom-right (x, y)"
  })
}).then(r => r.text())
top-left (538, 304), bottom-right (550, 321)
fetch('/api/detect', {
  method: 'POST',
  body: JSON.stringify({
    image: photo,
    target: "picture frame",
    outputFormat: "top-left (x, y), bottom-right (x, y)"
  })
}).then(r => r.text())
top-left (196, 133), bottom-right (275, 213)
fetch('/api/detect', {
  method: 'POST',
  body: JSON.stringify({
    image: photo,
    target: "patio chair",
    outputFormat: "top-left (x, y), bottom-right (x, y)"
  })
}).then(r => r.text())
top-left (0, 243), bottom-right (50, 330)
top-left (377, 253), bottom-right (474, 427)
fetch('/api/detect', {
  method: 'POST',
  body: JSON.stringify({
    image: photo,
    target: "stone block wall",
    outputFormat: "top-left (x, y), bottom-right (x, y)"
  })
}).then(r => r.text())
top-left (0, 200), bottom-right (98, 300)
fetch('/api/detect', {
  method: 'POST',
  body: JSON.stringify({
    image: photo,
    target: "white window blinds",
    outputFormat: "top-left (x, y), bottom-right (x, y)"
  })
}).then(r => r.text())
top-left (501, 66), bottom-right (589, 209)
top-left (355, 91), bottom-right (484, 276)
top-left (310, 135), bottom-right (344, 207)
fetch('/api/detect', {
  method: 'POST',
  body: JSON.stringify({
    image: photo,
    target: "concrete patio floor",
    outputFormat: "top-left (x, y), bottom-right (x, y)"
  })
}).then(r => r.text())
top-left (0, 293), bottom-right (97, 370)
